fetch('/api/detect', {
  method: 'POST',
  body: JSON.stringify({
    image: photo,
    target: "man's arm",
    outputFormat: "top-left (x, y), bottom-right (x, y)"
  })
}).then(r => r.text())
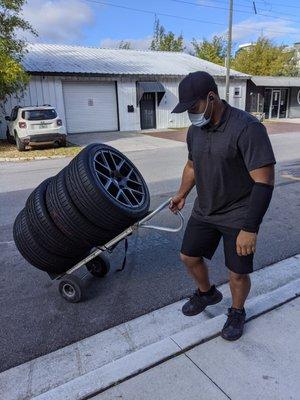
top-left (236, 164), bottom-right (275, 256)
top-left (236, 122), bottom-right (276, 256)
top-left (169, 160), bottom-right (195, 213)
top-left (249, 164), bottom-right (274, 185)
top-left (241, 163), bottom-right (275, 234)
top-left (177, 160), bottom-right (195, 198)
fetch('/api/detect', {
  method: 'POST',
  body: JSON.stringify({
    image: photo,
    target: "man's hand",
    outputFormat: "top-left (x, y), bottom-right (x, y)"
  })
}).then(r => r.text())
top-left (236, 230), bottom-right (257, 256)
top-left (169, 194), bottom-right (185, 214)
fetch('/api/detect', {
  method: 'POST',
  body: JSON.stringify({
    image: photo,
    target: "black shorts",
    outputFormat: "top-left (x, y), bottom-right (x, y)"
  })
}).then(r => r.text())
top-left (180, 215), bottom-right (254, 274)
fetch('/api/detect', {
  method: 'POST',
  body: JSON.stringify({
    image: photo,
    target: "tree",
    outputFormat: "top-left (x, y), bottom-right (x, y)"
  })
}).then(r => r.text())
top-left (150, 16), bottom-right (184, 52)
top-left (191, 35), bottom-right (227, 66)
top-left (231, 36), bottom-right (298, 76)
top-left (118, 40), bottom-right (131, 50)
top-left (0, 0), bottom-right (36, 101)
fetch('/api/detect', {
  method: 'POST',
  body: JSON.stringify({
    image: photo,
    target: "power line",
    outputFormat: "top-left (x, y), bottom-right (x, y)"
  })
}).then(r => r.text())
top-left (83, 0), bottom-right (225, 26)
top-left (212, 0), bottom-right (300, 20)
top-left (82, 0), bottom-right (300, 38)
top-left (234, 0), bottom-right (300, 11)
top-left (171, 0), bottom-right (300, 27)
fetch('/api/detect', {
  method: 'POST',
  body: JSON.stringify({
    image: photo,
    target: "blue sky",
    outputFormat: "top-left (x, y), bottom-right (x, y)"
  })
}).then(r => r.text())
top-left (22, 0), bottom-right (300, 53)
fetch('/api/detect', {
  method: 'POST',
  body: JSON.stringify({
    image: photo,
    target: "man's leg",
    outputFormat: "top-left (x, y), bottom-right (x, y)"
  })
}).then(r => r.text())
top-left (179, 217), bottom-right (223, 316)
top-left (180, 253), bottom-right (223, 316)
top-left (221, 226), bottom-right (254, 340)
top-left (179, 253), bottom-right (211, 292)
top-left (229, 270), bottom-right (251, 309)
top-left (221, 271), bottom-right (251, 341)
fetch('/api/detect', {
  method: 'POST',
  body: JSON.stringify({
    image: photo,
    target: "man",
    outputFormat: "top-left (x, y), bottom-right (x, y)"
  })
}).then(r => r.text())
top-left (169, 71), bottom-right (276, 341)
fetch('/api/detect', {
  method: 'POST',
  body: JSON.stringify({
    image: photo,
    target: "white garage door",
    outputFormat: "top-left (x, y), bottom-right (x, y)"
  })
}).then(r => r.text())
top-left (63, 82), bottom-right (118, 134)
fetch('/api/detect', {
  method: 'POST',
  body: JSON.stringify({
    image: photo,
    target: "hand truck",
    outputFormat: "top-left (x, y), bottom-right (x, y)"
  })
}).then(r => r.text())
top-left (53, 197), bottom-right (184, 302)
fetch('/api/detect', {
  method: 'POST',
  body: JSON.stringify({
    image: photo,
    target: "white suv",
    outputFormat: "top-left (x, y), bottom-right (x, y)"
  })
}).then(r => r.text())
top-left (5, 105), bottom-right (67, 151)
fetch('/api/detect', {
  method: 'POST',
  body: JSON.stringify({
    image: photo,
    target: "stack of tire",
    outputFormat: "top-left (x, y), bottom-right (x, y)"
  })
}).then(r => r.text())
top-left (13, 143), bottom-right (150, 275)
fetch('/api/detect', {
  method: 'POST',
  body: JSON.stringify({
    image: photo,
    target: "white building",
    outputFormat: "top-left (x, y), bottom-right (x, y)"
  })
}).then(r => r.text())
top-left (0, 43), bottom-right (250, 139)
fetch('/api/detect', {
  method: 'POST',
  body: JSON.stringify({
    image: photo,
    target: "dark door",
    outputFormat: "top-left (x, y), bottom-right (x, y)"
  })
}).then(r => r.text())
top-left (263, 88), bottom-right (272, 119)
top-left (140, 92), bottom-right (156, 129)
top-left (279, 88), bottom-right (288, 118)
top-left (271, 89), bottom-right (280, 118)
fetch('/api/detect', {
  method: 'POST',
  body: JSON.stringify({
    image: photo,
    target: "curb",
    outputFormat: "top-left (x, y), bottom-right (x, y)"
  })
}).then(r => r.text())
top-left (0, 155), bottom-right (71, 162)
top-left (32, 278), bottom-right (300, 400)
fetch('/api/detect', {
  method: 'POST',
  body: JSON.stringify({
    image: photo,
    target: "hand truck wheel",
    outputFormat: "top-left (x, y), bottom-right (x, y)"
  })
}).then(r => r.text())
top-left (58, 275), bottom-right (83, 303)
top-left (86, 254), bottom-right (110, 278)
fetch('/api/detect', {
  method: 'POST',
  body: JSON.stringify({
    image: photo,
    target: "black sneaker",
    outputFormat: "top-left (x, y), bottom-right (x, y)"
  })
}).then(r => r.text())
top-left (221, 307), bottom-right (246, 341)
top-left (182, 285), bottom-right (223, 316)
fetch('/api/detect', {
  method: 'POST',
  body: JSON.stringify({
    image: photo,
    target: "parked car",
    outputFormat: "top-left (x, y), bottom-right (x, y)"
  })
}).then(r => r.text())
top-left (5, 105), bottom-right (67, 151)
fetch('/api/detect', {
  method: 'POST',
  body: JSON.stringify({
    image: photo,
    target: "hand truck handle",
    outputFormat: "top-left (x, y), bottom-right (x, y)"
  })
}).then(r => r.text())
top-left (137, 197), bottom-right (184, 233)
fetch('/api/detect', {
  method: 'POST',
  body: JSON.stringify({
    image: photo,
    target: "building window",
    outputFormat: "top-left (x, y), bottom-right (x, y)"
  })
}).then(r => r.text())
top-left (233, 86), bottom-right (242, 97)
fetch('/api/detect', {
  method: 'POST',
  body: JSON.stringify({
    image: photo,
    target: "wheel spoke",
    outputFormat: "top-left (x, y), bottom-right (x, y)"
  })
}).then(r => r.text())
top-left (123, 167), bottom-right (133, 179)
top-left (117, 159), bottom-right (126, 171)
top-left (109, 151), bottom-right (118, 170)
top-left (116, 189), bottom-right (122, 200)
top-left (128, 188), bottom-right (139, 203)
top-left (99, 153), bottom-right (111, 169)
top-left (96, 170), bottom-right (111, 180)
top-left (104, 178), bottom-right (113, 190)
top-left (127, 178), bottom-right (143, 189)
top-left (121, 189), bottom-right (133, 206)
top-left (94, 159), bottom-right (110, 176)
top-left (129, 187), bottom-right (144, 195)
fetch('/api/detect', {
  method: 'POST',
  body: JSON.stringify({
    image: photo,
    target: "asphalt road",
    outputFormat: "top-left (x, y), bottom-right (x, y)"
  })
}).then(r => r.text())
top-left (0, 138), bottom-right (300, 372)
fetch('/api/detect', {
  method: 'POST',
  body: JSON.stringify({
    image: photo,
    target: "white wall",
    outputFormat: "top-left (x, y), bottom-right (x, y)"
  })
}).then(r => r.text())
top-left (117, 77), bottom-right (191, 130)
top-left (117, 78), bottom-right (140, 131)
top-left (156, 78), bottom-right (190, 129)
top-left (118, 76), bottom-right (248, 130)
top-left (0, 75), bottom-right (248, 139)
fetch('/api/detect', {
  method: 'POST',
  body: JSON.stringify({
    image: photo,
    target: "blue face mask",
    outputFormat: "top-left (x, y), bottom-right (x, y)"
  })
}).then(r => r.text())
top-left (188, 96), bottom-right (213, 127)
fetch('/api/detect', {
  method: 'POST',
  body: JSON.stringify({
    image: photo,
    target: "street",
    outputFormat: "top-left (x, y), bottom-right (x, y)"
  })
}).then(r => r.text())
top-left (0, 131), bottom-right (300, 372)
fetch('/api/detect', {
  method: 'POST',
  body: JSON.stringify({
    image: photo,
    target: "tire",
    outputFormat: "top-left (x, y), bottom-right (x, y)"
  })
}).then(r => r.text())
top-left (46, 168), bottom-right (114, 247)
top-left (13, 209), bottom-right (83, 274)
top-left (25, 178), bottom-right (88, 258)
top-left (16, 134), bottom-right (26, 152)
top-left (86, 254), bottom-right (110, 277)
top-left (65, 143), bottom-right (150, 232)
top-left (58, 275), bottom-right (83, 303)
top-left (6, 128), bottom-right (15, 144)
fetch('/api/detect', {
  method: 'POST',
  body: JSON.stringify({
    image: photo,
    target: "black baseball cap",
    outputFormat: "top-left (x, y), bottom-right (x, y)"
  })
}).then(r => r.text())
top-left (171, 71), bottom-right (218, 113)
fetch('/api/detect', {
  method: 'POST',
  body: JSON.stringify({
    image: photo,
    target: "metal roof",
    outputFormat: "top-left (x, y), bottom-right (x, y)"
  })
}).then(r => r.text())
top-left (251, 76), bottom-right (300, 87)
top-left (23, 43), bottom-right (250, 78)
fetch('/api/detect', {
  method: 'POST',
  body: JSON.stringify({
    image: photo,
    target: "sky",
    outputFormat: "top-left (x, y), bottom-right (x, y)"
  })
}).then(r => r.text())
top-left (20, 0), bottom-right (300, 53)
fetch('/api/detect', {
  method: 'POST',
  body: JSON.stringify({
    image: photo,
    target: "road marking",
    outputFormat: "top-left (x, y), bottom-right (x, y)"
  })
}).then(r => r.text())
top-left (281, 173), bottom-right (300, 181)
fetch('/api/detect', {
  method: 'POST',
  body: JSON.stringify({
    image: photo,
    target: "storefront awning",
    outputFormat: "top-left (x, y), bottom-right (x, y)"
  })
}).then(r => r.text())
top-left (251, 76), bottom-right (300, 87)
top-left (136, 81), bottom-right (166, 106)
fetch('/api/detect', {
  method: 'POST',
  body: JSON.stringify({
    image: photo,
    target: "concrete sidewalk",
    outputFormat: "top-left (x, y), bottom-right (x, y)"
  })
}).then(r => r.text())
top-left (92, 296), bottom-right (300, 400)
top-left (0, 255), bottom-right (299, 400)
top-left (69, 129), bottom-right (185, 153)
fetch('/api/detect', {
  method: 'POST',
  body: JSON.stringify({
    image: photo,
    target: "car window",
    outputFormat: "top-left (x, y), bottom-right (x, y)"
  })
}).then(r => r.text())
top-left (21, 109), bottom-right (57, 120)
top-left (11, 108), bottom-right (18, 121)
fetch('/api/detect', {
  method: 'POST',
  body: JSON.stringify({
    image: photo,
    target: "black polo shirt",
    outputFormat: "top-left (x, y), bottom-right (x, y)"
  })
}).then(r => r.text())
top-left (187, 99), bottom-right (276, 229)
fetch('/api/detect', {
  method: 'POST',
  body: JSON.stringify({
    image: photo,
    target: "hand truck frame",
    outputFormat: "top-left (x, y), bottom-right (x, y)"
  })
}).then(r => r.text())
top-left (53, 197), bottom-right (184, 302)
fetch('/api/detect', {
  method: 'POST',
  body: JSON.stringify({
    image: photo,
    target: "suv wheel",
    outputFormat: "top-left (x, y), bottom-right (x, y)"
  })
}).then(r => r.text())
top-left (6, 128), bottom-right (15, 144)
top-left (16, 134), bottom-right (26, 152)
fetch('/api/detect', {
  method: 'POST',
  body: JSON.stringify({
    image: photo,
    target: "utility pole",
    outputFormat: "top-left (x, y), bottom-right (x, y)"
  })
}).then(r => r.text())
top-left (225, 0), bottom-right (233, 102)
